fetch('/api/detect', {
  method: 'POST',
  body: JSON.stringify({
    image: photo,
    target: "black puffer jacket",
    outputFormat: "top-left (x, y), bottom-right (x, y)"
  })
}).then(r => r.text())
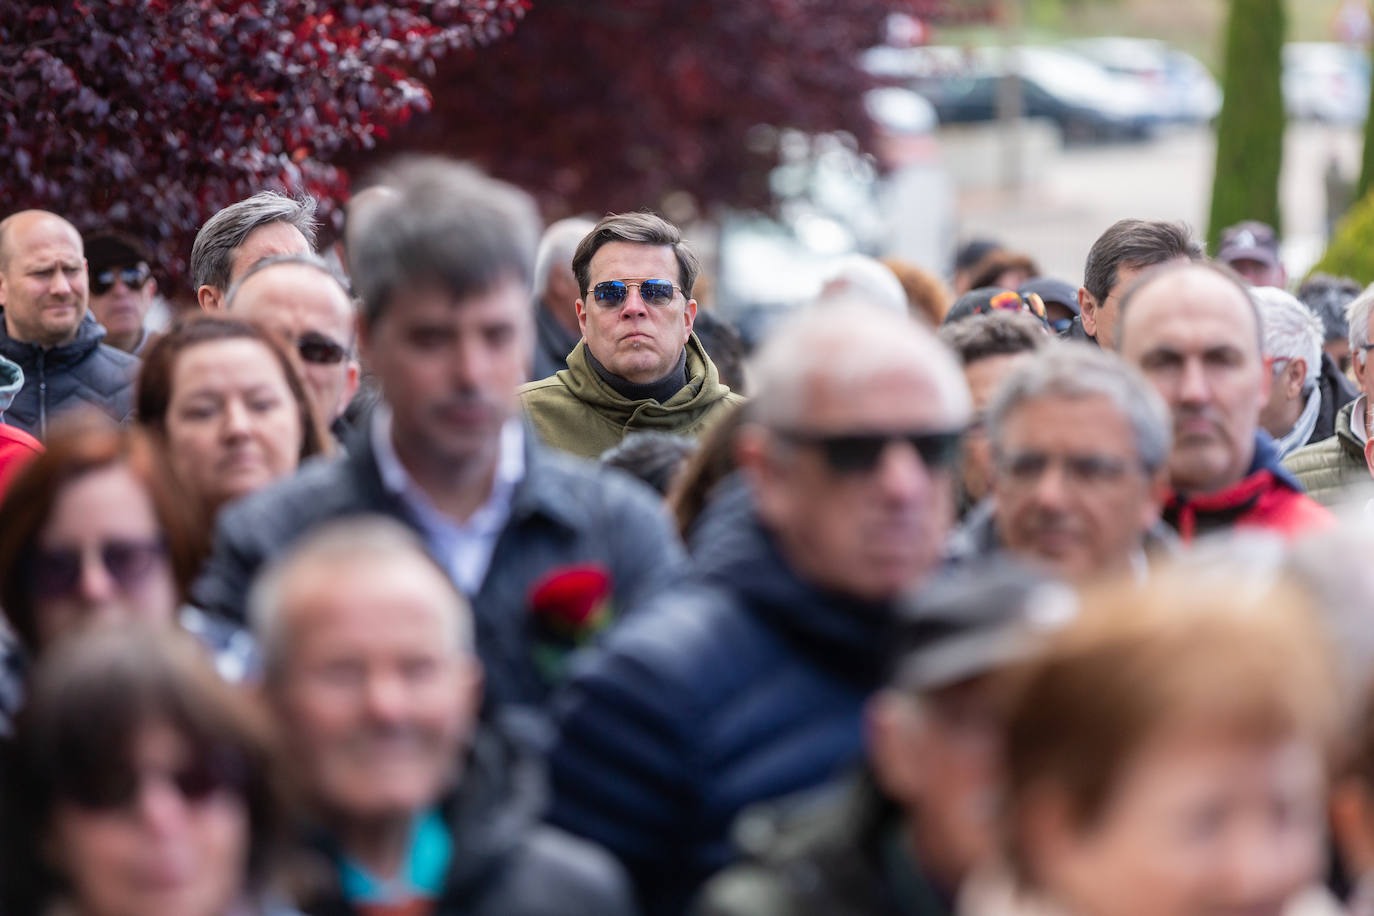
top-left (0, 311), bottom-right (139, 439)
top-left (290, 725), bottom-right (636, 916)
top-left (549, 477), bottom-right (894, 915)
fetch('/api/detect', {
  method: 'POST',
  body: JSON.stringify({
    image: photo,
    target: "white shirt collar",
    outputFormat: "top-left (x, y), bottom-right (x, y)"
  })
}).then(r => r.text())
top-left (371, 402), bottom-right (525, 507)
top-left (1351, 394), bottom-right (1368, 445)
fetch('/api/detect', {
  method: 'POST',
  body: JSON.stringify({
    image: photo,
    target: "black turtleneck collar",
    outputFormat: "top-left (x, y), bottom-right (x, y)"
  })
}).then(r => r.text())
top-left (586, 346), bottom-right (687, 403)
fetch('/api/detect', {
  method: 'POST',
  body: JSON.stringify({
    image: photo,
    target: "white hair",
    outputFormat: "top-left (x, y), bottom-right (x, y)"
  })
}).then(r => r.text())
top-left (813, 254), bottom-right (908, 315)
top-left (533, 217), bottom-right (596, 296)
top-left (1252, 286), bottom-right (1322, 391)
top-left (747, 303), bottom-right (971, 428)
top-left (248, 516), bottom-right (472, 679)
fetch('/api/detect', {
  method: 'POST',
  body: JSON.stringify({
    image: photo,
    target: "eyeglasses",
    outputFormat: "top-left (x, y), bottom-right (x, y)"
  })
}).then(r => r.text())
top-left (90, 263), bottom-right (151, 295)
top-left (775, 428), bottom-right (963, 475)
top-left (57, 750), bottom-right (246, 811)
top-left (32, 539), bottom-right (167, 600)
top-left (998, 450), bottom-right (1138, 488)
top-left (592, 278), bottom-right (680, 307)
top-left (297, 331), bottom-right (349, 365)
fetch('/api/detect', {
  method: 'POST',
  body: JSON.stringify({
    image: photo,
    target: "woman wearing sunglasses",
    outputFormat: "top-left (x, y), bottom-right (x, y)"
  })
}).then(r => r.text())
top-left (136, 315), bottom-right (330, 526)
top-left (0, 625), bottom-right (294, 916)
top-left (0, 412), bottom-right (257, 722)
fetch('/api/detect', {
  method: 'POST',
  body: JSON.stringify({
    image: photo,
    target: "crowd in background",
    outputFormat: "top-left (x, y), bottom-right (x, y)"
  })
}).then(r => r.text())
top-left (6, 154), bottom-right (1374, 916)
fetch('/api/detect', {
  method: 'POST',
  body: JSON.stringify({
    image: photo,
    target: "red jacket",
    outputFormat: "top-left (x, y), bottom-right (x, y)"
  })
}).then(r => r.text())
top-left (0, 422), bottom-right (41, 500)
top-left (1164, 435), bottom-right (1333, 543)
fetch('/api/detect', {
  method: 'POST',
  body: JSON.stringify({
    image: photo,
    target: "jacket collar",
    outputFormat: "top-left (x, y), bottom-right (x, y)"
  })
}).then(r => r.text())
top-left (558, 332), bottom-right (732, 424)
top-left (0, 310), bottom-right (107, 370)
top-left (0, 353), bottom-right (21, 415)
top-left (689, 475), bottom-right (897, 682)
top-left (345, 404), bottom-right (584, 535)
top-left (1163, 433), bottom-right (1303, 540)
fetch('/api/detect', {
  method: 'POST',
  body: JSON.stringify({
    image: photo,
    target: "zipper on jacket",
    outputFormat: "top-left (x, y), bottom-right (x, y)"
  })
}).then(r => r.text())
top-left (36, 351), bottom-right (46, 441)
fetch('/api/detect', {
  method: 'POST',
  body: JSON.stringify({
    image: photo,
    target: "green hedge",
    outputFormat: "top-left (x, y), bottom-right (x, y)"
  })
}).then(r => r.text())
top-left (1310, 189), bottom-right (1374, 286)
top-left (1207, 0), bottom-right (1286, 251)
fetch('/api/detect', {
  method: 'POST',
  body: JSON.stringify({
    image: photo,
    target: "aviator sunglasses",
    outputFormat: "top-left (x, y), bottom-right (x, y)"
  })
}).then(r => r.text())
top-left (592, 278), bottom-right (681, 307)
top-left (90, 263), bottom-right (151, 295)
top-left (775, 428), bottom-right (964, 475)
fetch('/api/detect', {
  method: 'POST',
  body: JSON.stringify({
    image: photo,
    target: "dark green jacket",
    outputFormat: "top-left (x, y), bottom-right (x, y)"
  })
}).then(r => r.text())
top-left (1283, 400), bottom-right (1367, 507)
top-left (518, 333), bottom-right (744, 460)
top-left (692, 776), bottom-right (951, 916)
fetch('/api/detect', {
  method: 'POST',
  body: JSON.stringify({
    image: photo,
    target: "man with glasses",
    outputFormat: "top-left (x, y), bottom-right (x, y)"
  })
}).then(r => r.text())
top-left (83, 232), bottom-right (161, 355)
top-left (518, 212), bottom-right (743, 459)
top-left (1069, 218), bottom-right (1203, 347)
top-left (0, 211), bottom-right (139, 439)
top-left (224, 253), bottom-right (360, 441)
top-left (1118, 261), bottom-right (1330, 540)
top-left (946, 343), bottom-right (1174, 581)
top-left (548, 304), bottom-right (970, 915)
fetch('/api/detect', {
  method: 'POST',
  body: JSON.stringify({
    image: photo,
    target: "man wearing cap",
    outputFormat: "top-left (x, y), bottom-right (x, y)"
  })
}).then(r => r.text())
top-left (1070, 219), bottom-right (1203, 348)
top-left (694, 564), bottom-right (1061, 916)
top-left (518, 212), bottom-right (743, 459)
top-left (83, 232), bottom-right (161, 355)
top-left (1019, 277), bottom-right (1079, 336)
top-left (1218, 220), bottom-right (1287, 289)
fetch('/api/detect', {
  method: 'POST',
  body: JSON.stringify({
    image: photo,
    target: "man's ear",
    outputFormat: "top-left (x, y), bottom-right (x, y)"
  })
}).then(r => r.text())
top-left (575, 299), bottom-right (588, 336)
top-left (197, 284), bottom-right (222, 311)
top-left (1363, 437), bottom-right (1374, 478)
top-left (1077, 287), bottom-right (1097, 336)
top-left (684, 297), bottom-right (698, 336)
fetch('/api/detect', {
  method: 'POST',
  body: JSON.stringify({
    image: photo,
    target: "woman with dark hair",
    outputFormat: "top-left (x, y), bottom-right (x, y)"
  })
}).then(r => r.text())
top-left (0, 411), bottom-right (255, 725)
top-left (1, 625), bottom-right (293, 916)
top-left (136, 314), bottom-right (329, 522)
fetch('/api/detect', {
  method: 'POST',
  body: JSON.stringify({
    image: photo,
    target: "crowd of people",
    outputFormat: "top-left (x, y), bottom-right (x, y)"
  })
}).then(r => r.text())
top-left (5, 153), bottom-right (1374, 916)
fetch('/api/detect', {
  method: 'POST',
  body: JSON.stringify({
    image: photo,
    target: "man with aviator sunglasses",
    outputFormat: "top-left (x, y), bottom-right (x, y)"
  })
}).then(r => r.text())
top-left (519, 212), bottom-right (743, 459)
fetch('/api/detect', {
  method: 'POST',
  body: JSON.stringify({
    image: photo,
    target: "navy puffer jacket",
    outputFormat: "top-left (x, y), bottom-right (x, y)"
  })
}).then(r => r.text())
top-left (548, 477), bottom-right (895, 916)
top-left (0, 311), bottom-right (138, 439)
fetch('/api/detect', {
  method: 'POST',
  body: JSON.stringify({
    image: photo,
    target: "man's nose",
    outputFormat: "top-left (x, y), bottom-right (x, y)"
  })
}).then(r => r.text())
top-left (1030, 459), bottom-right (1071, 507)
top-left (619, 288), bottom-right (649, 318)
top-left (1176, 357), bottom-right (1212, 405)
top-left (875, 441), bottom-right (933, 503)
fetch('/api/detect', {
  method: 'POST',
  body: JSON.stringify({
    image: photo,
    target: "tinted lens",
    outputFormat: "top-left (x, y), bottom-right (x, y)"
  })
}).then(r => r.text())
top-left (172, 751), bottom-right (243, 802)
top-left (91, 265), bottom-right (149, 295)
top-left (910, 431), bottom-right (962, 469)
top-left (32, 549), bottom-right (82, 599)
top-left (819, 435), bottom-right (889, 473)
top-left (101, 541), bottom-right (165, 589)
top-left (594, 280), bottom-right (628, 303)
top-left (91, 270), bottom-right (117, 295)
top-left (640, 279), bottom-right (675, 305)
top-left (297, 333), bottom-right (347, 365)
top-left (60, 762), bottom-right (140, 810)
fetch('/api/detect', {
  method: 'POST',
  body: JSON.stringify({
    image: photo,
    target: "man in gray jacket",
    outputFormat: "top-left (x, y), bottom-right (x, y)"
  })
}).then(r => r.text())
top-left (193, 158), bottom-right (684, 711)
top-left (0, 210), bottom-right (138, 439)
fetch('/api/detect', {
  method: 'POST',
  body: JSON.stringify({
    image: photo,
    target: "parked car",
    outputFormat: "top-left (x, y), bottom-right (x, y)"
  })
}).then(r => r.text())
top-left (1060, 37), bottom-right (1221, 124)
top-left (1283, 42), bottom-right (1369, 124)
top-left (865, 45), bottom-right (1160, 143)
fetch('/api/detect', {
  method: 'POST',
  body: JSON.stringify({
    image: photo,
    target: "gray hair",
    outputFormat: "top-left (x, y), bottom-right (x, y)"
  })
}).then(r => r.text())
top-left (987, 342), bottom-right (1172, 473)
top-left (190, 191), bottom-right (318, 293)
top-left (1347, 283), bottom-right (1374, 364)
top-left (248, 516), bottom-right (472, 680)
top-left (534, 217), bottom-right (596, 297)
top-left (348, 157), bottom-right (541, 329)
top-left (1252, 286), bottom-right (1322, 392)
top-left (814, 254), bottom-right (908, 315)
top-left (747, 303), bottom-right (971, 429)
top-left (224, 252), bottom-right (352, 311)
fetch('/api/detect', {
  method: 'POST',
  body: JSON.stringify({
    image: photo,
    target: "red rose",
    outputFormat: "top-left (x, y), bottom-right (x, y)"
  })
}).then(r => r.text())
top-left (529, 564), bottom-right (613, 634)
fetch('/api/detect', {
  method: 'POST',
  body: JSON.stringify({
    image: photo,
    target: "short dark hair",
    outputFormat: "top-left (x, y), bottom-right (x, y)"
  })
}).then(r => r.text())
top-left (571, 212), bottom-right (701, 301)
top-left (1, 626), bottom-right (282, 911)
top-left (347, 158), bottom-right (540, 329)
top-left (1297, 272), bottom-right (1362, 343)
top-left (937, 310), bottom-right (1049, 366)
top-left (1083, 219), bottom-right (1203, 304)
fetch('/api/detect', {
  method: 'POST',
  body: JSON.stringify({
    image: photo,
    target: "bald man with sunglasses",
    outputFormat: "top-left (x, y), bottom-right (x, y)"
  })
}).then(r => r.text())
top-left (518, 212), bottom-right (743, 459)
top-left (548, 303), bottom-right (970, 916)
top-left (223, 253), bottom-right (360, 442)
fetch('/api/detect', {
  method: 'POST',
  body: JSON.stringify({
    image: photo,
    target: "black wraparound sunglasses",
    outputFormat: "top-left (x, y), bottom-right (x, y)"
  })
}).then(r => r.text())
top-left (774, 428), bottom-right (963, 475)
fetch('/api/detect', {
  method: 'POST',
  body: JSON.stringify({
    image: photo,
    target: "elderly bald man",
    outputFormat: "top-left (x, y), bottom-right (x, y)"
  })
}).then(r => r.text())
top-left (0, 210), bottom-right (139, 439)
